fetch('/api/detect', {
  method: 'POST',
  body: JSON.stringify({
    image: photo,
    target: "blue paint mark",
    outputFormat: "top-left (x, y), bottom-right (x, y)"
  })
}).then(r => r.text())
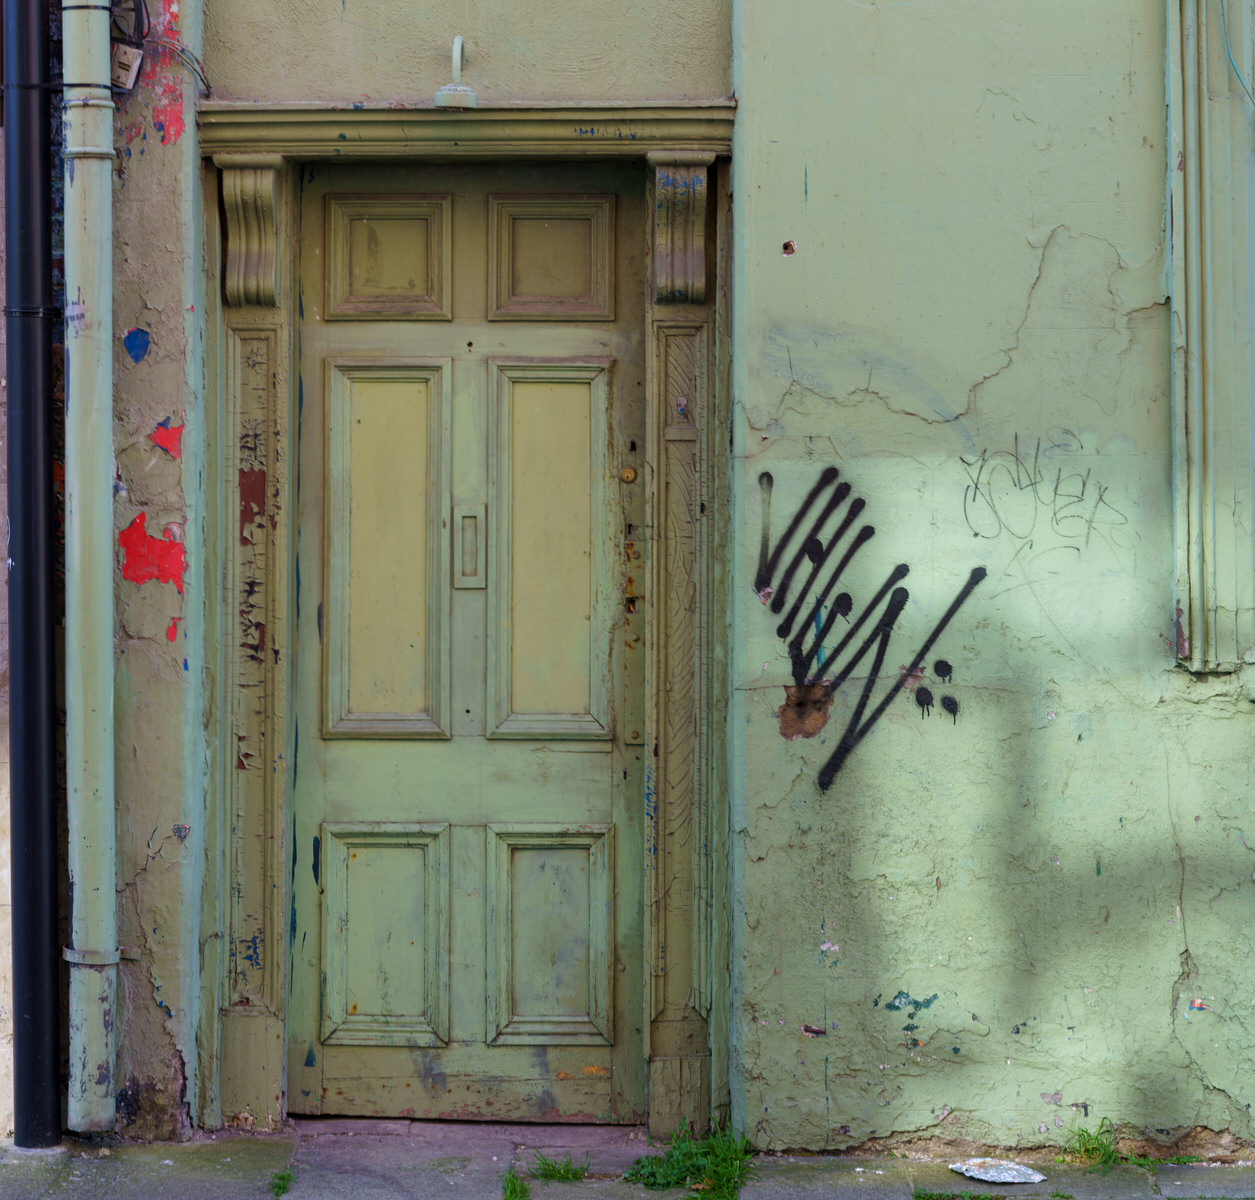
top-left (305, 1045), bottom-right (317, 1068)
top-left (242, 930), bottom-right (263, 969)
top-left (312, 835), bottom-right (321, 885)
top-left (804, 165), bottom-right (808, 201)
top-left (123, 327), bottom-right (151, 363)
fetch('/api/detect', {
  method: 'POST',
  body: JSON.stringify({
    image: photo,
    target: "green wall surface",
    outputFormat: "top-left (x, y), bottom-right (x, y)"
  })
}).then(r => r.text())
top-left (729, 0), bottom-right (1255, 1151)
top-left (203, 0), bottom-right (730, 103)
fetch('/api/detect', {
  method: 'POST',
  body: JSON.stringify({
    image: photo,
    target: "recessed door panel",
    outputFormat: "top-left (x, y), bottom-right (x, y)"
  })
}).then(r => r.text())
top-left (489, 364), bottom-right (611, 738)
top-left (322, 360), bottom-right (450, 737)
top-left (320, 823), bottom-right (450, 1047)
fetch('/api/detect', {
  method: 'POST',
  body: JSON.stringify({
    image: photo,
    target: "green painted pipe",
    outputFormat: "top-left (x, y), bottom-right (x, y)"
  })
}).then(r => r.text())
top-left (62, 0), bottom-right (118, 1133)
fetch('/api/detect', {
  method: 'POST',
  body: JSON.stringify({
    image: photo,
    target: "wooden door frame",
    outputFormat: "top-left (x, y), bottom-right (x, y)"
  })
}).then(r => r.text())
top-left (197, 104), bottom-right (734, 1134)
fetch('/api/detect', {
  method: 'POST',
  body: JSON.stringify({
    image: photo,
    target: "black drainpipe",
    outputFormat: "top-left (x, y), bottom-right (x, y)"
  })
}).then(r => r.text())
top-left (5, 0), bottom-right (63, 1148)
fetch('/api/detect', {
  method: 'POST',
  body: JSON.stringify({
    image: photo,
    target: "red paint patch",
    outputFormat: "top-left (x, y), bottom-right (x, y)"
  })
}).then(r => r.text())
top-left (150, 422), bottom-right (184, 458)
top-left (239, 468), bottom-right (267, 544)
top-left (119, 512), bottom-right (186, 593)
top-left (133, 0), bottom-right (186, 146)
top-left (152, 93), bottom-right (186, 146)
top-left (166, 616), bottom-right (181, 642)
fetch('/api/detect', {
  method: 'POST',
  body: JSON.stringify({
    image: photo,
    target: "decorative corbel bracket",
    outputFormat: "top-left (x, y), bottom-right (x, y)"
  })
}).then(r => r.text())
top-left (215, 154), bottom-right (283, 307)
top-left (648, 151), bottom-right (715, 305)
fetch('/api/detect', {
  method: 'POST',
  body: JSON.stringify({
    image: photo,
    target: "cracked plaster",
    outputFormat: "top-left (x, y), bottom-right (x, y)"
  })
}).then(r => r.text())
top-left (731, 0), bottom-right (1251, 1154)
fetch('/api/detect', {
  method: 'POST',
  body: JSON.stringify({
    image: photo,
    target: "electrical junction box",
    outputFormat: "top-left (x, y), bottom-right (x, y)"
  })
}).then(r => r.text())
top-left (110, 44), bottom-right (144, 91)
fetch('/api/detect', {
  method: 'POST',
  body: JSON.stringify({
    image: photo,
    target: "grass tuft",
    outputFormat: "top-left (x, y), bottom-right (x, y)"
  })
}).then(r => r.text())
top-left (270, 1168), bottom-right (294, 1198)
top-left (503, 1165), bottom-right (532, 1200)
top-left (624, 1120), bottom-right (757, 1200)
top-left (1059, 1117), bottom-right (1204, 1172)
top-left (531, 1150), bottom-right (591, 1181)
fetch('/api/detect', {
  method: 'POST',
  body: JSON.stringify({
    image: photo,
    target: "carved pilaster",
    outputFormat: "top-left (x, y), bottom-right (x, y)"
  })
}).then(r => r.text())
top-left (648, 152), bottom-right (714, 305)
top-left (216, 154), bottom-right (283, 307)
top-left (647, 317), bottom-right (712, 1135)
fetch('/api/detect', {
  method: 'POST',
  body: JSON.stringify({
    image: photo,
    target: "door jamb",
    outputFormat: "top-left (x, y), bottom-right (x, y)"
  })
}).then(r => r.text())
top-left (198, 105), bottom-right (734, 1134)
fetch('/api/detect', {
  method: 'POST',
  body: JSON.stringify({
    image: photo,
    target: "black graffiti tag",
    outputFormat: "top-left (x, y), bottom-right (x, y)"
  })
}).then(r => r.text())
top-left (756, 467), bottom-right (986, 789)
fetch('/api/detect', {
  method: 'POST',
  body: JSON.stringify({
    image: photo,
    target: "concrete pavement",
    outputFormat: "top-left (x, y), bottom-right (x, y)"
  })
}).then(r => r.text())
top-left (1, 1119), bottom-right (1253, 1199)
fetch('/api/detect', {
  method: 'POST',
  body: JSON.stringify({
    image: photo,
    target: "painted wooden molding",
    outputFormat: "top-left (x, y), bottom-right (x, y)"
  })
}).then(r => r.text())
top-left (1169, 0), bottom-right (1255, 669)
top-left (200, 103), bottom-right (735, 159)
top-left (216, 154), bottom-right (283, 307)
top-left (648, 152), bottom-right (715, 304)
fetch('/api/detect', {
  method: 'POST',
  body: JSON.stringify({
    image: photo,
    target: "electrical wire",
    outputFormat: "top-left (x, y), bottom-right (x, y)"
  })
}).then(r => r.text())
top-left (144, 36), bottom-right (212, 95)
top-left (1219, 0), bottom-right (1255, 110)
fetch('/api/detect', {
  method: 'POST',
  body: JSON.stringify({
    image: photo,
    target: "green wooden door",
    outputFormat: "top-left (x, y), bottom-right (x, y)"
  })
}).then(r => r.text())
top-left (288, 163), bottom-right (648, 1120)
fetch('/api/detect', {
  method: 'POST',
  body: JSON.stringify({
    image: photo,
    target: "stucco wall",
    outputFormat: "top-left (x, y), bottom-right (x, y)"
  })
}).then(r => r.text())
top-left (730, 0), bottom-right (1254, 1151)
top-left (202, 0), bottom-right (731, 104)
top-left (109, 0), bottom-right (208, 1139)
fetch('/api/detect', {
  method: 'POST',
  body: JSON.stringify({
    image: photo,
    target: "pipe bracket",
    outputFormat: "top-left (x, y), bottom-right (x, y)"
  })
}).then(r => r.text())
top-left (63, 946), bottom-right (120, 966)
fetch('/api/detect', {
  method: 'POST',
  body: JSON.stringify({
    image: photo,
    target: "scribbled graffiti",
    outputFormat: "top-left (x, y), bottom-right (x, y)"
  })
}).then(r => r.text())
top-left (960, 431), bottom-right (1133, 554)
top-left (755, 467), bottom-right (985, 789)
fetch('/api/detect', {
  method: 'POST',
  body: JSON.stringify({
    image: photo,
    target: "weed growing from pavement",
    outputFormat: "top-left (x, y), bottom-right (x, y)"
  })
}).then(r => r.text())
top-left (1057, 1117), bottom-right (1203, 1172)
top-left (912, 1192), bottom-right (1000, 1200)
top-left (624, 1120), bottom-right (757, 1200)
top-left (270, 1168), bottom-right (294, 1198)
top-left (531, 1150), bottom-right (590, 1181)
top-left (1049, 1191), bottom-right (1074, 1198)
top-left (503, 1165), bottom-right (531, 1199)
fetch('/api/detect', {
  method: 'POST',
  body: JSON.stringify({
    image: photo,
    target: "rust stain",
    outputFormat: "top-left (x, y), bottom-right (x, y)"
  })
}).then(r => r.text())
top-left (777, 681), bottom-right (833, 740)
top-left (582, 1065), bottom-right (610, 1077)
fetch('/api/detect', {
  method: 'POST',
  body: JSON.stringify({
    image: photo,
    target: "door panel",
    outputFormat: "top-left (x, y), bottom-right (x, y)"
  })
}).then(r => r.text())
top-left (323, 360), bottom-right (451, 737)
top-left (289, 162), bottom-right (647, 1121)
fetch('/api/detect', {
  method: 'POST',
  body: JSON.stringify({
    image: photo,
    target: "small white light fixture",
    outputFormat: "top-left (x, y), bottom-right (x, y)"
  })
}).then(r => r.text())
top-left (435, 36), bottom-right (477, 108)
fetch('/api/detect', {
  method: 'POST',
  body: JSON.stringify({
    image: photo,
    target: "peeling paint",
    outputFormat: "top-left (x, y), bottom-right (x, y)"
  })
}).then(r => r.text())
top-left (123, 327), bottom-right (151, 363)
top-left (239, 468), bottom-right (267, 544)
top-left (149, 420), bottom-right (184, 458)
top-left (119, 513), bottom-right (186, 593)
